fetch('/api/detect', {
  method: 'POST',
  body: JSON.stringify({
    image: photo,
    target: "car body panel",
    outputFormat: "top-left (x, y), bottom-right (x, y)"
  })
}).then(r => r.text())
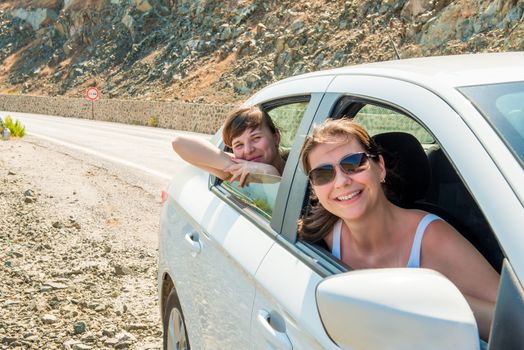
top-left (251, 241), bottom-right (340, 350)
top-left (159, 164), bottom-right (275, 348)
top-left (269, 52), bottom-right (524, 91)
top-left (244, 75), bottom-right (335, 106)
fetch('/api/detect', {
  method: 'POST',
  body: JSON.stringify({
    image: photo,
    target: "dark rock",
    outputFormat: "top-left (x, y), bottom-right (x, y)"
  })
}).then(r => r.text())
top-left (73, 321), bottom-right (87, 334)
top-left (1, 336), bottom-right (17, 345)
top-left (52, 221), bottom-right (63, 228)
top-left (113, 264), bottom-right (133, 276)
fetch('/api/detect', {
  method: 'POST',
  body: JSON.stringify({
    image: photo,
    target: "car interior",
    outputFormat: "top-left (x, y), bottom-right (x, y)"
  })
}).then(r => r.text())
top-left (300, 99), bottom-right (504, 272)
top-left (372, 131), bottom-right (503, 271)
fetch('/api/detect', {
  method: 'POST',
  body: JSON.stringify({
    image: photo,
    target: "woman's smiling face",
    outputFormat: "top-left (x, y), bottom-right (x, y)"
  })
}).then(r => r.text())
top-left (231, 124), bottom-right (280, 165)
top-left (307, 136), bottom-right (386, 222)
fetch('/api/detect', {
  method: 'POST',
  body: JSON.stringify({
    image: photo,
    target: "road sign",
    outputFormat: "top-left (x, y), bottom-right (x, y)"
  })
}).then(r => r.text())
top-left (86, 87), bottom-right (100, 101)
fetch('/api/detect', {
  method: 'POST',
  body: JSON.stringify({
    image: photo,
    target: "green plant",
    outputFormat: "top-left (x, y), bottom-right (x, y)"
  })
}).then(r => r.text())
top-left (3, 115), bottom-right (26, 137)
top-left (147, 116), bottom-right (159, 127)
top-left (252, 198), bottom-right (272, 216)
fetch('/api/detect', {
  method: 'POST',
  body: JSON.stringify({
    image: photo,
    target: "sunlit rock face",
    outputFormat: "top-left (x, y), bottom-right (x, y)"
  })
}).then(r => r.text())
top-left (0, 0), bottom-right (522, 102)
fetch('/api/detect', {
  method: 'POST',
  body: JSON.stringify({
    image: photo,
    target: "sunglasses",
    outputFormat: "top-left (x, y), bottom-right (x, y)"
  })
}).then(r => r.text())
top-left (308, 152), bottom-right (377, 186)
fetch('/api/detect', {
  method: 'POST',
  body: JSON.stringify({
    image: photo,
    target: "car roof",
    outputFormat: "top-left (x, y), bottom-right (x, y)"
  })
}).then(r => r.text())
top-left (266, 52), bottom-right (524, 92)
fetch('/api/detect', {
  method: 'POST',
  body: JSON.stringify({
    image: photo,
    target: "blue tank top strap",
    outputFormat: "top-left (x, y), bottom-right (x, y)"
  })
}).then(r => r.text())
top-left (332, 220), bottom-right (342, 259)
top-left (406, 213), bottom-right (441, 268)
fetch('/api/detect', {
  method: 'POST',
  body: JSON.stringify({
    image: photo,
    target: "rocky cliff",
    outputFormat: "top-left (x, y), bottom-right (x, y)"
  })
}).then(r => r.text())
top-left (0, 0), bottom-right (522, 103)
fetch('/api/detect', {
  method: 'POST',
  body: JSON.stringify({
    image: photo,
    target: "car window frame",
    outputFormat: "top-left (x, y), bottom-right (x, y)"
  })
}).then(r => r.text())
top-left (209, 94), bottom-right (323, 236)
top-left (278, 92), bottom-right (349, 276)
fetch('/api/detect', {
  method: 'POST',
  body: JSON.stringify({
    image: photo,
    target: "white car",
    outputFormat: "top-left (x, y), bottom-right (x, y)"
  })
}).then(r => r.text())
top-left (158, 52), bottom-right (524, 350)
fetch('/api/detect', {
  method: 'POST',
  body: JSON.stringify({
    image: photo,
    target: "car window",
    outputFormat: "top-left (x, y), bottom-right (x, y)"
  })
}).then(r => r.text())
top-left (218, 99), bottom-right (311, 219)
top-left (300, 100), bottom-right (503, 272)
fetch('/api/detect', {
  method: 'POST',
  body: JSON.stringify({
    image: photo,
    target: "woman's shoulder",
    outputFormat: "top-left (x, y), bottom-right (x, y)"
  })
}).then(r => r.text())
top-left (418, 212), bottom-right (468, 258)
top-left (395, 208), bottom-right (432, 227)
top-left (395, 208), bottom-right (456, 244)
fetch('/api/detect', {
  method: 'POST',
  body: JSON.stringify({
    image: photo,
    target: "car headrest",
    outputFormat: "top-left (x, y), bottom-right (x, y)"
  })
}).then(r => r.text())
top-left (372, 132), bottom-right (430, 207)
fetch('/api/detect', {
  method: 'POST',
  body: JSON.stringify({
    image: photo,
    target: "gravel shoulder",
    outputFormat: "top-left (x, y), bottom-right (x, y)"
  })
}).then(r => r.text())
top-left (0, 136), bottom-right (165, 349)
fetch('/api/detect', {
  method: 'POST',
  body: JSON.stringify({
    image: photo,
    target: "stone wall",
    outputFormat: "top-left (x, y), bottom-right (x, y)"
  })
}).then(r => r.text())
top-left (0, 94), bottom-right (237, 134)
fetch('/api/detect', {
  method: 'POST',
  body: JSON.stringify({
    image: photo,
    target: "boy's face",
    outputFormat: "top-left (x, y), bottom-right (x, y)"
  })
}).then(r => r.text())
top-left (230, 124), bottom-right (280, 166)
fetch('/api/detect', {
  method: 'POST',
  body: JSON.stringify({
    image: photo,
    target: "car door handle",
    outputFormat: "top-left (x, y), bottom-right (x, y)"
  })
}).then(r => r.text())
top-left (184, 232), bottom-right (201, 257)
top-left (257, 309), bottom-right (292, 350)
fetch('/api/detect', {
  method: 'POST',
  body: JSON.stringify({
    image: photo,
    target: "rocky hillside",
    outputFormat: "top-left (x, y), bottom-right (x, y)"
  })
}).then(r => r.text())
top-left (0, 0), bottom-right (522, 104)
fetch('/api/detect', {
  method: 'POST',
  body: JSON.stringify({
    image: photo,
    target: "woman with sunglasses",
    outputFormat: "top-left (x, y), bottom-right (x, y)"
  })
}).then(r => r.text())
top-left (298, 118), bottom-right (499, 343)
top-left (172, 106), bottom-right (285, 187)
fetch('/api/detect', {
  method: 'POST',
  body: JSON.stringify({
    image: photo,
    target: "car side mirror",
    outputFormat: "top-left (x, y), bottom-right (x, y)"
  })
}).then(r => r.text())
top-left (316, 268), bottom-right (480, 350)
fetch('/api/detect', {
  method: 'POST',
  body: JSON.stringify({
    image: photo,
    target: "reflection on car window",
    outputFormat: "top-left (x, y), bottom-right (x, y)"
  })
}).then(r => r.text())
top-left (218, 99), bottom-right (310, 219)
top-left (354, 105), bottom-right (434, 145)
top-left (222, 178), bottom-right (280, 219)
top-left (459, 81), bottom-right (524, 164)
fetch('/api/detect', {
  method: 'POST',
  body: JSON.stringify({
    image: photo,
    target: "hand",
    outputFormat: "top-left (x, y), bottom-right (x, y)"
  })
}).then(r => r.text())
top-left (223, 159), bottom-right (280, 187)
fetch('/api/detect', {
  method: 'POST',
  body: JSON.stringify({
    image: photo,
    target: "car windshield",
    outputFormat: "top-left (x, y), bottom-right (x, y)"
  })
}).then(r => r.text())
top-left (459, 81), bottom-right (524, 165)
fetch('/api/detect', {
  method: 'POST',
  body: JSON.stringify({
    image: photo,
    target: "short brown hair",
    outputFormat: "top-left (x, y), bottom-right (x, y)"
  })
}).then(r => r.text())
top-left (222, 106), bottom-right (278, 147)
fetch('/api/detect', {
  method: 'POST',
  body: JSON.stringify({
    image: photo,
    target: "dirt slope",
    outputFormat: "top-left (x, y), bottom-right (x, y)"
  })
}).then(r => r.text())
top-left (0, 0), bottom-right (522, 103)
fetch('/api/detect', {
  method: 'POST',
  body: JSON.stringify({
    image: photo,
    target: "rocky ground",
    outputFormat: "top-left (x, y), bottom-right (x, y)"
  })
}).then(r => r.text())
top-left (0, 136), bottom-right (164, 350)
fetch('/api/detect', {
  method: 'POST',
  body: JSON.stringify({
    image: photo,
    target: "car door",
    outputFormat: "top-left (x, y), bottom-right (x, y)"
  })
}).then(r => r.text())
top-left (324, 75), bottom-right (523, 349)
top-left (161, 164), bottom-right (277, 349)
top-left (166, 94), bottom-right (321, 349)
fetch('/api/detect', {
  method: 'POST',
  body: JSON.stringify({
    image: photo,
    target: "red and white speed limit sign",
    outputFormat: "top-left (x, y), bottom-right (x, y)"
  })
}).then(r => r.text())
top-left (86, 87), bottom-right (100, 101)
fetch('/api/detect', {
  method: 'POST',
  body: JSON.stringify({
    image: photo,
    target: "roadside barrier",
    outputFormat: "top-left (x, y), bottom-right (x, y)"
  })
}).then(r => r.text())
top-left (0, 94), bottom-right (237, 134)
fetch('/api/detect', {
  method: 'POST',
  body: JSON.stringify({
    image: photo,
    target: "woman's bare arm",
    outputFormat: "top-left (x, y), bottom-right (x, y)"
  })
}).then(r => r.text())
top-left (172, 134), bottom-right (234, 180)
top-left (422, 220), bottom-right (500, 341)
top-left (464, 295), bottom-right (496, 342)
top-left (172, 135), bottom-right (281, 186)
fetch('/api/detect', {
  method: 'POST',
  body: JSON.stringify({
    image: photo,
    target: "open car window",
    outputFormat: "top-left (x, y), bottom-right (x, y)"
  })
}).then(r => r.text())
top-left (269, 101), bottom-right (309, 152)
top-left (217, 99), bottom-right (311, 220)
top-left (300, 98), bottom-right (504, 273)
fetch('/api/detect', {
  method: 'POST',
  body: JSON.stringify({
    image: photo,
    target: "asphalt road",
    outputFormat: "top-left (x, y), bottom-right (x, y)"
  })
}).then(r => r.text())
top-left (1, 111), bottom-right (211, 181)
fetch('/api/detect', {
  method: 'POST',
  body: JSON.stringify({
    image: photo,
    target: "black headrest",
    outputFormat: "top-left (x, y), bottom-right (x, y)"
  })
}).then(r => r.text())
top-left (427, 148), bottom-right (460, 183)
top-left (372, 132), bottom-right (430, 207)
